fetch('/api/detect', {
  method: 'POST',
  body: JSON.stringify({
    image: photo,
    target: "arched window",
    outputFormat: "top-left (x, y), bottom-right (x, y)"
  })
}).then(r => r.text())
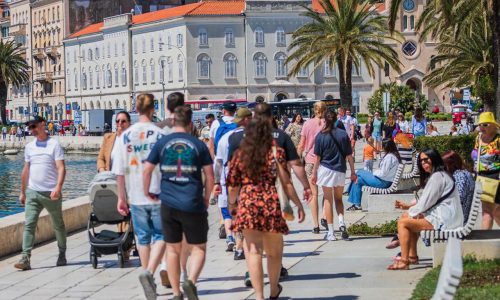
top-left (90, 101), bottom-right (94, 110)
top-left (159, 59), bottom-right (165, 83)
top-left (198, 28), bottom-right (208, 46)
top-left (115, 99), bottom-right (120, 109)
top-left (225, 28), bottom-right (234, 46)
top-left (224, 53), bottom-right (237, 78)
top-left (276, 27), bottom-right (285, 46)
top-left (255, 27), bottom-right (264, 46)
top-left (177, 34), bottom-right (183, 47)
top-left (275, 52), bottom-right (287, 77)
top-left (89, 68), bottom-right (93, 89)
top-left (96, 66), bottom-right (100, 88)
top-left (121, 42), bottom-right (125, 56)
top-left (82, 70), bottom-right (87, 90)
top-left (123, 100), bottom-right (128, 111)
top-left (114, 64), bottom-right (119, 87)
top-left (178, 55), bottom-right (184, 82)
top-left (106, 65), bottom-right (112, 88)
top-left (167, 57), bottom-right (173, 82)
top-left (88, 49), bottom-right (93, 61)
top-left (142, 60), bottom-right (147, 84)
top-left (134, 61), bottom-right (139, 85)
top-left (403, 15), bottom-right (408, 30)
top-left (197, 54), bottom-right (210, 78)
top-left (142, 38), bottom-right (146, 53)
top-left (74, 68), bottom-right (78, 90)
top-left (410, 15), bottom-right (415, 30)
top-left (114, 43), bottom-right (118, 57)
top-left (254, 52), bottom-right (266, 77)
top-left (95, 47), bottom-right (99, 59)
top-left (96, 101), bottom-right (101, 109)
top-left (108, 101), bottom-right (112, 109)
top-left (150, 59), bottom-right (155, 83)
top-left (102, 66), bottom-right (106, 88)
top-left (121, 63), bottom-right (127, 86)
top-left (150, 37), bottom-right (154, 52)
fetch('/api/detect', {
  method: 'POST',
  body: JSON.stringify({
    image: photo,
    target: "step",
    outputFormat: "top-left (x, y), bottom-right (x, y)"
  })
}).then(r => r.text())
top-left (432, 236), bottom-right (500, 267)
top-left (361, 192), bottom-right (415, 213)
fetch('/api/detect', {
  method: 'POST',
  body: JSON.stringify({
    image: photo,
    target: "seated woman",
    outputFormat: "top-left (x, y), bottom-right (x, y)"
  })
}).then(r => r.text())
top-left (346, 139), bottom-right (401, 211)
top-left (442, 150), bottom-right (475, 224)
top-left (389, 149), bottom-right (463, 270)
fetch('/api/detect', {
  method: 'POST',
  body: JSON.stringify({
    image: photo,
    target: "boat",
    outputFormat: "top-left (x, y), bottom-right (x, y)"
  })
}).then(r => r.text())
top-left (3, 149), bottom-right (19, 155)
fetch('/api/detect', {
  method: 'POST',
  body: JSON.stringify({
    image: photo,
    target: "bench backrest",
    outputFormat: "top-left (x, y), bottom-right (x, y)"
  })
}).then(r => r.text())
top-left (402, 152), bottom-right (419, 179)
top-left (388, 164), bottom-right (405, 191)
top-left (460, 181), bottom-right (483, 236)
top-left (431, 237), bottom-right (463, 300)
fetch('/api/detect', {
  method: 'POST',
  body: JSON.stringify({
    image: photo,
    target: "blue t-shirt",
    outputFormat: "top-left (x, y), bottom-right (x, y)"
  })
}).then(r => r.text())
top-left (314, 128), bottom-right (352, 173)
top-left (412, 117), bottom-right (427, 137)
top-left (147, 132), bottom-right (213, 213)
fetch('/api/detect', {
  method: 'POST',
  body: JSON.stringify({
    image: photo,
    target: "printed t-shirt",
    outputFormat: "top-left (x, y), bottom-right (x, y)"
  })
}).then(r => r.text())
top-left (24, 137), bottom-right (64, 192)
top-left (227, 128), bottom-right (299, 162)
top-left (363, 144), bottom-right (376, 160)
top-left (472, 134), bottom-right (500, 173)
top-left (113, 122), bottom-right (165, 205)
top-left (147, 132), bottom-right (213, 213)
top-left (314, 129), bottom-right (352, 173)
top-left (301, 118), bottom-right (325, 164)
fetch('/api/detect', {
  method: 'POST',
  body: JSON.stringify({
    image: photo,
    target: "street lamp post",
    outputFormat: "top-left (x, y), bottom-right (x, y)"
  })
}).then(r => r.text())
top-left (158, 41), bottom-right (187, 102)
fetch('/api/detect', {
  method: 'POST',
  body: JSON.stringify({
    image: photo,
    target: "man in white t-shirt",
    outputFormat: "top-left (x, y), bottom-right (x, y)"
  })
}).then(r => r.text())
top-left (214, 108), bottom-right (252, 258)
top-left (15, 116), bottom-right (67, 271)
top-left (208, 101), bottom-right (236, 158)
top-left (339, 107), bottom-right (356, 159)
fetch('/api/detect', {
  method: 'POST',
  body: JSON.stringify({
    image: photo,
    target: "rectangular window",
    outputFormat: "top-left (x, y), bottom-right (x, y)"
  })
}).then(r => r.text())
top-left (121, 43), bottom-right (125, 56)
top-left (225, 29), bottom-right (234, 46)
top-left (134, 40), bottom-right (138, 54)
top-left (142, 65), bottom-right (147, 84)
top-left (199, 30), bottom-right (208, 46)
top-left (177, 34), bottom-right (183, 47)
top-left (298, 66), bottom-right (308, 77)
top-left (384, 62), bottom-right (390, 77)
top-left (324, 59), bottom-right (333, 77)
top-left (150, 65), bottom-right (155, 83)
top-left (159, 37), bottom-right (163, 51)
top-left (114, 69), bottom-right (119, 87)
top-left (178, 62), bottom-right (183, 82)
top-left (168, 60), bottom-right (173, 82)
top-left (159, 61), bottom-right (165, 83)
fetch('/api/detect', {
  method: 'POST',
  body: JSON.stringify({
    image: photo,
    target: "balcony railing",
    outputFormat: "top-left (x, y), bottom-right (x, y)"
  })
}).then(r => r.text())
top-left (46, 46), bottom-right (60, 59)
top-left (9, 23), bottom-right (27, 36)
top-left (34, 72), bottom-right (53, 83)
top-left (33, 48), bottom-right (46, 60)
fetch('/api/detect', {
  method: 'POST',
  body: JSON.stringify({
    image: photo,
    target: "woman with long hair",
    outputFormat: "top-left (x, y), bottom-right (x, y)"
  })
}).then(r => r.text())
top-left (346, 139), bottom-right (401, 210)
top-left (390, 149), bottom-right (463, 270)
top-left (383, 111), bottom-right (396, 140)
top-left (97, 111), bottom-right (131, 172)
top-left (311, 111), bottom-right (356, 241)
top-left (227, 117), bottom-right (305, 300)
top-left (297, 101), bottom-right (327, 233)
top-left (397, 113), bottom-right (410, 133)
top-left (285, 112), bottom-right (304, 148)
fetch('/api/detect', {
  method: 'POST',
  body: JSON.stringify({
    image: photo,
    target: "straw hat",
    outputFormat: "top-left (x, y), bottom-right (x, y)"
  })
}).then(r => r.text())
top-left (477, 112), bottom-right (499, 127)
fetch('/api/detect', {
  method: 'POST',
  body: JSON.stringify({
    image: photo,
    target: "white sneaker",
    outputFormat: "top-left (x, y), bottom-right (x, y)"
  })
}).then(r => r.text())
top-left (324, 232), bottom-right (337, 241)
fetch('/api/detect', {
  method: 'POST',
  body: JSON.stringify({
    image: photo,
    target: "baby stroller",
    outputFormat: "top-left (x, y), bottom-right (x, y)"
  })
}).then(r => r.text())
top-left (87, 172), bottom-right (135, 268)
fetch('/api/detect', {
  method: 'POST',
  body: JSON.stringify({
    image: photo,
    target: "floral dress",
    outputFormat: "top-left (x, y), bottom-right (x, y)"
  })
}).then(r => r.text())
top-left (285, 123), bottom-right (303, 148)
top-left (226, 147), bottom-right (289, 234)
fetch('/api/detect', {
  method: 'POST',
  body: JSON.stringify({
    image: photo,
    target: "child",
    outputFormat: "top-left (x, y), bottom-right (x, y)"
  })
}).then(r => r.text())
top-left (363, 137), bottom-right (377, 172)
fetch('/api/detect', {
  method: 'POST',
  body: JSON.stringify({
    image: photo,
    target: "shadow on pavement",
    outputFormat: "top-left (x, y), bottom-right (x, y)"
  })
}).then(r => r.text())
top-left (290, 296), bottom-right (359, 300)
top-left (198, 286), bottom-right (251, 295)
top-left (197, 275), bottom-right (246, 282)
top-left (285, 238), bottom-right (324, 243)
top-left (284, 272), bottom-right (361, 282)
top-left (283, 251), bottom-right (322, 258)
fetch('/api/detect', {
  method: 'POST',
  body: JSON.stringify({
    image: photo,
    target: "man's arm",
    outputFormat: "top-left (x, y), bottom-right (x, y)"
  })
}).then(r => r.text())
top-left (213, 158), bottom-right (223, 195)
top-left (203, 164), bottom-right (215, 208)
top-left (347, 155), bottom-right (357, 182)
top-left (143, 161), bottom-right (158, 201)
top-left (19, 162), bottom-right (29, 205)
top-left (288, 159), bottom-right (311, 200)
top-left (51, 160), bottom-right (66, 200)
top-left (297, 135), bottom-right (306, 156)
top-left (116, 175), bottom-right (129, 216)
top-left (208, 137), bottom-right (215, 159)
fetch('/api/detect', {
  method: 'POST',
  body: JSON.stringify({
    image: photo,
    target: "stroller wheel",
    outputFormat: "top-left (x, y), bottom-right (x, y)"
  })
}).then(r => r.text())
top-left (117, 252), bottom-right (124, 268)
top-left (90, 250), bottom-right (98, 269)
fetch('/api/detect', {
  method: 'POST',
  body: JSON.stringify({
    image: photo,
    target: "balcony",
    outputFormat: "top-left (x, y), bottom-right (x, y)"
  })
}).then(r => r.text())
top-left (9, 23), bottom-right (27, 36)
top-left (34, 72), bottom-right (53, 83)
top-left (46, 46), bottom-right (60, 59)
top-left (33, 48), bottom-right (46, 61)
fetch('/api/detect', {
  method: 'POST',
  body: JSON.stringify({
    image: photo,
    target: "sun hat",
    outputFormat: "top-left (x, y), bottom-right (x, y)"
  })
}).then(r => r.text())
top-left (477, 112), bottom-right (499, 127)
top-left (233, 107), bottom-right (252, 123)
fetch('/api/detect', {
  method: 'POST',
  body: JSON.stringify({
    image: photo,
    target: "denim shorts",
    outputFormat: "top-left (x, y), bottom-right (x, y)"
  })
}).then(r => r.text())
top-left (130, 204), bottom-right (164, 246)
top-left (221, 207), bottom-right (231, 220)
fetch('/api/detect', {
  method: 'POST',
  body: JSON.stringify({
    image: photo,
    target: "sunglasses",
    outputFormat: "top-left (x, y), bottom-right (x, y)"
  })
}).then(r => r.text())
top-left (419, 157), bottom-right (431, 164)
top-left (116, 120), bottom-right (128, 124)
top-left (478, 123), bottom-right (491, 128)
top-left (28, 124), bottom-right (37, 129)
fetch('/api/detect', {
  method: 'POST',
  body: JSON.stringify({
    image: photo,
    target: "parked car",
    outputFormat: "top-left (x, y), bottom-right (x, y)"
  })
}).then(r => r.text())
top-left (451, 104), bottom-right (468, 124)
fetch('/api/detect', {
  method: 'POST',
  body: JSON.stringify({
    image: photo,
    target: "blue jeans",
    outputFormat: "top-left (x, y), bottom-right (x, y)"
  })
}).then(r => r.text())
top-left (347, 170), bottom-right (392, 206)
top-left (130, 204), bottom-right (164, 246)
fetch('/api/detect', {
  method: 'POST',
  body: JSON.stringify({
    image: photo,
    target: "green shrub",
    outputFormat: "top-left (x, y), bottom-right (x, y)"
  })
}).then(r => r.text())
top-left (367, 83), bottom-right (428, 115)
top-left (413, 134), bottom-right (476, 167)
top-left (426, 113), bottom-right (452, 121)
top-left (405, 111), bottom-right (413, 121)
top-left (347, 220), bottom-right (398, 236)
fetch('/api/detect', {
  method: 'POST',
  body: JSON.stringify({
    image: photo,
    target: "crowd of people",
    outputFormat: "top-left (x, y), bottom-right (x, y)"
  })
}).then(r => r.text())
top-left (12, 94), bottom-right (499, 300)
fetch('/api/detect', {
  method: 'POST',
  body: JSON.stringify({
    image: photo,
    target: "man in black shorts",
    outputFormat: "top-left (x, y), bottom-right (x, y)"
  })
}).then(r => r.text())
top-left (227, 103), bottom-right (312, 286)
top-left (144, 106), bottom-right (214, 300)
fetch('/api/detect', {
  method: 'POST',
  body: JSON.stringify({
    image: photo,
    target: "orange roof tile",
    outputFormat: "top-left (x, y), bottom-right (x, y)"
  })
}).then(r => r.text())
top-left (68, 22), bottom-right (103, 39)
top-left (187, 1), bottom-right (244, 16)
top-left (131, 3), bottom-right (200, 25)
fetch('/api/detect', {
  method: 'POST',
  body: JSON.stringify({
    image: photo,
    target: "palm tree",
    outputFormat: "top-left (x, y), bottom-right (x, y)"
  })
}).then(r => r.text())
top-left (286, 0), bottom-right (402, 107)
top-left (423, 15), bottom-right (495, 107)
top-left (0, 41), bottom-right (30, 125)
top-left (389, 0), bottom-right (499, 115)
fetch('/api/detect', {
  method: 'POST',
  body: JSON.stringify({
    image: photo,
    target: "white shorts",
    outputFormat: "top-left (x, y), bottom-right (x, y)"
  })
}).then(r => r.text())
top-left (316, 165), bottom-right (346, 188)
top-left (217, 184), bottom-right (228, 208)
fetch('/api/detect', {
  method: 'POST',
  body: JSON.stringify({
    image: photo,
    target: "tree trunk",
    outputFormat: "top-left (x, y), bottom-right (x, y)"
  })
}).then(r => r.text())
top-left (0, 81), bottom-right (7, 125)
top-left (493, 0), bottom-right (500, 118)
top-left (337, 57), bottom-right (353, 108)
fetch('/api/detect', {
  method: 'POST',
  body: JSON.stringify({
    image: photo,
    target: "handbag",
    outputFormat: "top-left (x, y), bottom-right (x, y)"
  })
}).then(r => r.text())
top-left (272, 145), bottom-right (295, 221)
top-left (475, 136), bottom-right (499, 203)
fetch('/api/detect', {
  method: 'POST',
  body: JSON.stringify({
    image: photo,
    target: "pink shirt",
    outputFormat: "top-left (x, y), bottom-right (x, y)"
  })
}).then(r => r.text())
top-left (301, 118), bottom-right (325, 164)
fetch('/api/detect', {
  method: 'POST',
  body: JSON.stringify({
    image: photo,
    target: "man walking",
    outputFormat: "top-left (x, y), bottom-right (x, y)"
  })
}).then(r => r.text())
top-left (2, 124), bottom-right (7, 140)
top-left (144, 106), bottom-right (214, 300)
top-left (15, 116), bottom-right (67, 270)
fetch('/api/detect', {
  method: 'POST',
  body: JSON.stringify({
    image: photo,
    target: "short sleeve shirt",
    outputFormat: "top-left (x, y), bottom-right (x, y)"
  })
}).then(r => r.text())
top-left (147, 132), bottom-right (213, 213)
top-left (25, 138), bottom-right (64, 192)
top-left (228, 128), bottom-right (299, 163)
top-left (314, 129), bottom-right (352, 173)
top-left (209, 116), bottom-right (234, 139)
top-left (301, 118), bottom-right (325, 164)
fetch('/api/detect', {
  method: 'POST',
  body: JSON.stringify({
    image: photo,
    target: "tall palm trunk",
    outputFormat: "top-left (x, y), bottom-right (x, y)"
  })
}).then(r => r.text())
top-left (0, 81), bottom-right (7, 125)
top-left (493, 0), bottom-right (500, 117)
top-left (337, 57), bottom-right (353, 108)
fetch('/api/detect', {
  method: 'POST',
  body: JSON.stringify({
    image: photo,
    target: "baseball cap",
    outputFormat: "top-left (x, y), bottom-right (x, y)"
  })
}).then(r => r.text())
top-left (233, 107), bottom-right (252, 123)
top-left (222, 101), bottom-right (237, 112)
top-left (25, 115), bottom-right (46, 127)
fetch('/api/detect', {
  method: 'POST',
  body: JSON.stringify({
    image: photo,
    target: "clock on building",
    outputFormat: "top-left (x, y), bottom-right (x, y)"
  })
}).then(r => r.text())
top-left (403, 0), bottom-right (415, 11)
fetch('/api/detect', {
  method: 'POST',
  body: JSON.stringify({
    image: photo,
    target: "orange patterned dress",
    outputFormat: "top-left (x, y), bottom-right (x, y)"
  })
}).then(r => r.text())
top-left (226, 147), bottom-right (289, 234)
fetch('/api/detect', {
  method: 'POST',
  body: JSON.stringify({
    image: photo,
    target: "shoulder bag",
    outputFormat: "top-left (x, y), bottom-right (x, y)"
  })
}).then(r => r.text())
top-left (272, 145), bottom-right (295, 221)
top-left (475, 135), bottom-right (499, 203)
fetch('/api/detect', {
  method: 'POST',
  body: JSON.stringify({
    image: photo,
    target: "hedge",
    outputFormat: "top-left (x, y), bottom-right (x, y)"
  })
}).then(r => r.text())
top-left (413, 134), bottom-right (477, 167)
top-left (426, 113), bottom-right (452, 121)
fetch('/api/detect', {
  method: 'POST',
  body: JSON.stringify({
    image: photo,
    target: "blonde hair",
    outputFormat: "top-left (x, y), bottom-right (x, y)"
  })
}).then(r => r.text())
top-left (367, 136), bottom-right (375, 145)
top-left (136, 93), bottom-right (155, 115)
top-left (313, 101), bottom-right (327, 125)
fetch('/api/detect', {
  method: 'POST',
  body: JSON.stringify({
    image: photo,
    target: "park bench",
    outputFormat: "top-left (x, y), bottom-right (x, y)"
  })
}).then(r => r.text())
top-left (420, 181), bottom-right (482, 243)
top-left (431, 237), bottom-right (463, 300)
top-left (402, 152), bottom-right (419, 180)
top-left (362, 163), bottom-right (405, 194)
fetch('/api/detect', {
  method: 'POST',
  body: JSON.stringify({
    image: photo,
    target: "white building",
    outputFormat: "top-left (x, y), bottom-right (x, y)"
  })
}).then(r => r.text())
top-left (64, 0), bottom-right (447, 116)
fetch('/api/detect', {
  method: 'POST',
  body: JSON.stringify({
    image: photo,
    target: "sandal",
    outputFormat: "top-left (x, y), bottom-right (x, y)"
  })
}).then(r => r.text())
top-left (409, 256), bottom-right (419, 265)
top-left (385, 236), bottom-right (400, 249)
top-left (312, 227), bottom-right (320, 234)
top-left (270, 284), bottom-right (283, 299)
top-left (387, 259), bottom-right (409, 270)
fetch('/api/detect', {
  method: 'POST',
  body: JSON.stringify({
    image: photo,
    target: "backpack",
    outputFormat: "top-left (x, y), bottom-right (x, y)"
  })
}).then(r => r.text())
top-left (214, 118), bottom-right (237, 153)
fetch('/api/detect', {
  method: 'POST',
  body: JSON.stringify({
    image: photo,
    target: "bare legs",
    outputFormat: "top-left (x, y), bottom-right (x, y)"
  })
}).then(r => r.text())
top-left (482, 202), bottom-right (500, 229)
top-left (322, 187), bottom-right (334, 225)
top-left (390, 216), bottom-right (433, 269)
top-left (137, 242), bottom-right (165, 274)
top-left (308, 178), bottom-right (319, 228)
top-left (243, 229), bottom-right (283, 300)
top-left (167, 242), bottom-right (206, 297)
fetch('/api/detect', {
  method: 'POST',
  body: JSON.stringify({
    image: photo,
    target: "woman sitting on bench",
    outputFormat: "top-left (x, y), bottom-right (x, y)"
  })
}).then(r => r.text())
top-left (388, 149), bottom-right (463, 270)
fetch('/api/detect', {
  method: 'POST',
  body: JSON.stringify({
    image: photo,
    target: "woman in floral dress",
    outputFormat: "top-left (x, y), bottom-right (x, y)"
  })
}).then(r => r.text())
top-left (285, 113), bottom-right (304, 148)
top-left (227, 110), bottom-right (305, 300)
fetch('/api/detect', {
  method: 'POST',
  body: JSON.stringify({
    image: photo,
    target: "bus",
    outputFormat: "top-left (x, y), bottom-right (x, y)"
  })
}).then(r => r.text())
top-left (248, 98), bottom-right (342, 119)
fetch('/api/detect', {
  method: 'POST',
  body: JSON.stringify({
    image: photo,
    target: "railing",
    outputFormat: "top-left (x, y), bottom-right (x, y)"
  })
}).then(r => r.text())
top-left (46, 46), bottom-right (60, 58)
top-left (9, 23), bottom-right (26, 36)
top-left (33, 48), bottom-right (46, 60)
top-left (34, 72), bottom-right (53, 83)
